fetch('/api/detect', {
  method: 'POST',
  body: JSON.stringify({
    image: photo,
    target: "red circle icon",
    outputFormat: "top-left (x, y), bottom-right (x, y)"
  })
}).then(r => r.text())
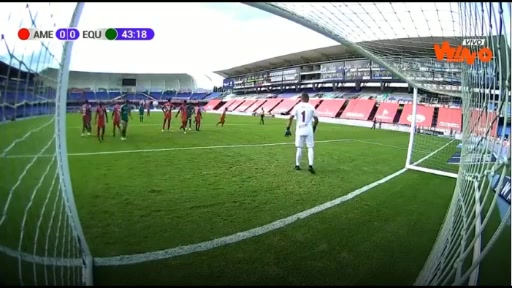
top-left (18, 28), bottom-right (30, 40)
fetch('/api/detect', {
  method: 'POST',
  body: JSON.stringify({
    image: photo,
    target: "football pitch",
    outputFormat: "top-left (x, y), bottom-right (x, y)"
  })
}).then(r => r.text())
top-left (0, 112), bottom-right (509, 285)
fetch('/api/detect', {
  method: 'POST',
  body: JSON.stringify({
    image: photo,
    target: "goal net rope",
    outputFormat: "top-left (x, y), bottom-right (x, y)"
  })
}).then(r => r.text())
top-left (245, 2), bottom-right (511, 286)
top-left (0, 3), bottom-right (91, 286)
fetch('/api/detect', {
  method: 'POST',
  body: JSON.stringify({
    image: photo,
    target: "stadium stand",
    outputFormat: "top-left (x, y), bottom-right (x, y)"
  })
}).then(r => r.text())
top-left (200, 37), bottom-right (509, 140)
top-left (0, 61), bottom-right (56, 122)
top-left (211, 41), bottom-right (502, 133)
top-left (1, 64), bottom-right (227, 123)
top-left (3, 37), bottom-right (508, 139)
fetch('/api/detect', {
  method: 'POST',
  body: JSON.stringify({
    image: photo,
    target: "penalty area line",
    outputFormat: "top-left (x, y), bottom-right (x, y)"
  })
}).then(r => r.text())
top-left (68, 123), bottom-right (261, 129)
top-left (0, 138), bottom-right (419, 266)
top-left (94, 137), bottom-right (453, 266)
top-left (94, 167), bottom-right (408, 266)
top-left (4, 139), bottom-right (353, 158)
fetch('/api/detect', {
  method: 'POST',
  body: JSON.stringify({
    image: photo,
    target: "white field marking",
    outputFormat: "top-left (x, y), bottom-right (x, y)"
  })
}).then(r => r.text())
top-left (0, 244), bottom-right (82, 267)
top-left (93, 138), bottom-right (455, 266)
top-left (94, 169), bottom-right (409, 266)
top-left (5, 139), bottom-right (354, 158)
top-left (68, 123), bottom-right (266, 129)
top-left (0, 119), bottom-right (54, 157)
top-left (351, 139), bottom-right (408, 151)
top-left (0, 115), bottom-right (52, 126)
top-left (3, 138), bottom-right (410, 159)
top-left (0, 138), bottom-right (453, 266)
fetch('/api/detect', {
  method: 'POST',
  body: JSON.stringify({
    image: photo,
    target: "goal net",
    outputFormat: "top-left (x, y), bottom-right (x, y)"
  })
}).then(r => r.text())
top-left (0, 3), bottom-right (91, 286)
top-left (245, 2), bottom-right (511, 286)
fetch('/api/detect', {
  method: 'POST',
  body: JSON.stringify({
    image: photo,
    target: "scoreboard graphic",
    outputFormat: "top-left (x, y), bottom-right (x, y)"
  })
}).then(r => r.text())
top-left (345, 60), bottom-right (371, 80)
top-left (17, 28), bottom-right (155, 41)
top-left (223, 79), bottom-right (235, 89)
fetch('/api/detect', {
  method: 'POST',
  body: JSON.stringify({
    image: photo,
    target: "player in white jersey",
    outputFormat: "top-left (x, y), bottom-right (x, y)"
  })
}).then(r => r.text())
top-left (285, 93), bottom-right (319, 174)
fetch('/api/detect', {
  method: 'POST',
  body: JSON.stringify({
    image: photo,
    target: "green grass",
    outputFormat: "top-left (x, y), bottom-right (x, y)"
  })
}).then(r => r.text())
top-left (0, 112), bottom-right (509, 285)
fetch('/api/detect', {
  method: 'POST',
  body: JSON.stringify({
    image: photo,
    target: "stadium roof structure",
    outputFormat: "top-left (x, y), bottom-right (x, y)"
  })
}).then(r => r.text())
top-left (38, 68), bottom-right (191, 79)
top-left (214, 36), bottom-right (466, 78)
top-left (36, 68), bottom-right (195, 88)
top-left (0, 60), bottom-right (35, 81)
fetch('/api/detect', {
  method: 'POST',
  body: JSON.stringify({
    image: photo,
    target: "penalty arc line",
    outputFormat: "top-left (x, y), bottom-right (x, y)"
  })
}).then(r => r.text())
top-left (0, 139), bottom-right (454, 267)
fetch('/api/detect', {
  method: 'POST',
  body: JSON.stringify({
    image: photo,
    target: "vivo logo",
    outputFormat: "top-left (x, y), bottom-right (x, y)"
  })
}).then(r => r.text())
top-left (434, 41), bottom-right (493, 65)
top-left (462, 39), bottom-right (486, 46)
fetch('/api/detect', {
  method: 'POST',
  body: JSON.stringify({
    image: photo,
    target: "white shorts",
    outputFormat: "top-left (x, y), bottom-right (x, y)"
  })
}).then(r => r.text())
top-left (295, 134), bottom-right (314, 148)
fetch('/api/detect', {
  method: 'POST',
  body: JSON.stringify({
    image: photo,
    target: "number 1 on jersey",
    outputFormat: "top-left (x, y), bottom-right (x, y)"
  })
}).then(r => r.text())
top-left (301, 110), bottom-right (305, 122)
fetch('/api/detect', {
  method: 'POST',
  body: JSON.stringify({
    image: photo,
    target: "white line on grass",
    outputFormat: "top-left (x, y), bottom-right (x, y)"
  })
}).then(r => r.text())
top-left (351, 139), bottom-right (408, 151)
top-left (96, 169), bottom-right (408, 266)
top-left (68, 123), bottom-right (258, 129)
top-left (5, 139), bottom-right (353, 158)
top-left (0, 139), bottom-right (454, 266)
top-left (5, 138), bottom-right (409, 159)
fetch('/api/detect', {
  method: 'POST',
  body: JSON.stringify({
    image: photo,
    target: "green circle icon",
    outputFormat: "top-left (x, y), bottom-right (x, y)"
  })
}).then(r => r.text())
top-left (105, 28), bottom-right (117, 40)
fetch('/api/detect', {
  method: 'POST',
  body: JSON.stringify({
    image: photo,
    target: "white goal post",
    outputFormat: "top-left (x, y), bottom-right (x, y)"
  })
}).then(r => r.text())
top-left (245, 2), bottom-right (511, 286)
top-left (405, 87), bottom-right (459, 179)
top-left (55, 3), bottom-right (93, 286)
top-left (0, 2), bottom-right (92, 286)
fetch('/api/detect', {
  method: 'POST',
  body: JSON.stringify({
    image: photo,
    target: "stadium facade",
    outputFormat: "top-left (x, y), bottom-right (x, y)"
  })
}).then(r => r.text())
top-left (0, 62), bottom-right (226, 121)
top-left (210, 36), bottom-right (510, 138)
top-left (1, 36), bottom-right (509, 138)
top-left (39, 68), bottom-right (197, 92)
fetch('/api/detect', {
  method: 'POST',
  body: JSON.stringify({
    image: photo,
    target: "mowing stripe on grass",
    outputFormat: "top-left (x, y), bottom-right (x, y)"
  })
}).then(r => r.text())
top-left (0, 139), bottom-right (454, 267)
top-left (5, 139), bottom-right (353, 158)
top-left (5, 139), bottom-right (410, 159)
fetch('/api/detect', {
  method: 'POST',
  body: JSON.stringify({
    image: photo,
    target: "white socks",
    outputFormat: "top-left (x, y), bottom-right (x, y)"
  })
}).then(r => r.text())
top-left (296, 147), bottom-right (314, 167)
top-left (308, 147), bottom-right (314, 166)
top-left (295, 148), bottom-right (302, 166)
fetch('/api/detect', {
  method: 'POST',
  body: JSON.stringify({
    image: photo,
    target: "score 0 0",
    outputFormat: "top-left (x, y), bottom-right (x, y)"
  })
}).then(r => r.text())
top-left (55, 28), bottom-right (80, 41)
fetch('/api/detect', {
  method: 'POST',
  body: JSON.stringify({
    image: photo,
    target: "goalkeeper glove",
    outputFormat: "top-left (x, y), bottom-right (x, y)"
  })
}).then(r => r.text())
top-left (284, 127), bottom-right (292, 137)
top-left (313, 125), bottom-right (317, 133)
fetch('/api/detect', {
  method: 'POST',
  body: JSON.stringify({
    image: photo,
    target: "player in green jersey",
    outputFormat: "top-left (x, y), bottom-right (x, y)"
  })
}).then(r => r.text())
top-left (120, 100), bottom-right (133, 140)
top-left (186, 103), bottom-right (195, 131)
top-left (138, 103), bottom-right (145, 122)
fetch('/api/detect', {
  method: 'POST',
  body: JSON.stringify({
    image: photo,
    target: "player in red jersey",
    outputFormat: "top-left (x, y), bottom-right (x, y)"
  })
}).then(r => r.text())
top-left (216, 107), bottom-right (227, 127)
top-left (194, 106), bottom-right (203, 131)
top-left (94, 102), bottom-right (108, 142)
top-left (175, 100), bottom-right (188, 134)
top-left (81, 100), bottom-right (92, 136)
top-left (162, 99), bottom-right (172, 132)
top-left (146, 100), bottom-right (151, 117)
top-left (112, 103), bottom-right (122, 137)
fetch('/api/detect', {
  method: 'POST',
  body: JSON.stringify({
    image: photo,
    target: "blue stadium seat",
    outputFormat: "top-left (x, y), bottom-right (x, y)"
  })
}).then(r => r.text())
top-left (84, 91), bottom-right (96, 100)
top-left (4, 106), bottom-right (14, 120)
top-left (96, 91), bottom-right (109, 100)
top-left (150, 91), bottom-right (162, 99)
top-left (124, 93), bottom-right (148, 101)
top-left (189, 93), bottom-right (207, 100)
top-left (203, 92), bottom-right (223, 100)
top-left (5, 92), bottom-right (22, 103)
top-left (69, 92), bottom-right (83, 101)
top-left (277, 93), bottom-right (298, 98)
top-left (173, 92), bottom-right (192, 100)
top-left (109, 91), bottom-right (122, 98)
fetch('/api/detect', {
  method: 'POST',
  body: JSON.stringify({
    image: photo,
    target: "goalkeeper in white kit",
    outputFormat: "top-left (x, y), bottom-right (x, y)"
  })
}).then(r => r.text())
top-left (285, 93), bottom-right (319, 174)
